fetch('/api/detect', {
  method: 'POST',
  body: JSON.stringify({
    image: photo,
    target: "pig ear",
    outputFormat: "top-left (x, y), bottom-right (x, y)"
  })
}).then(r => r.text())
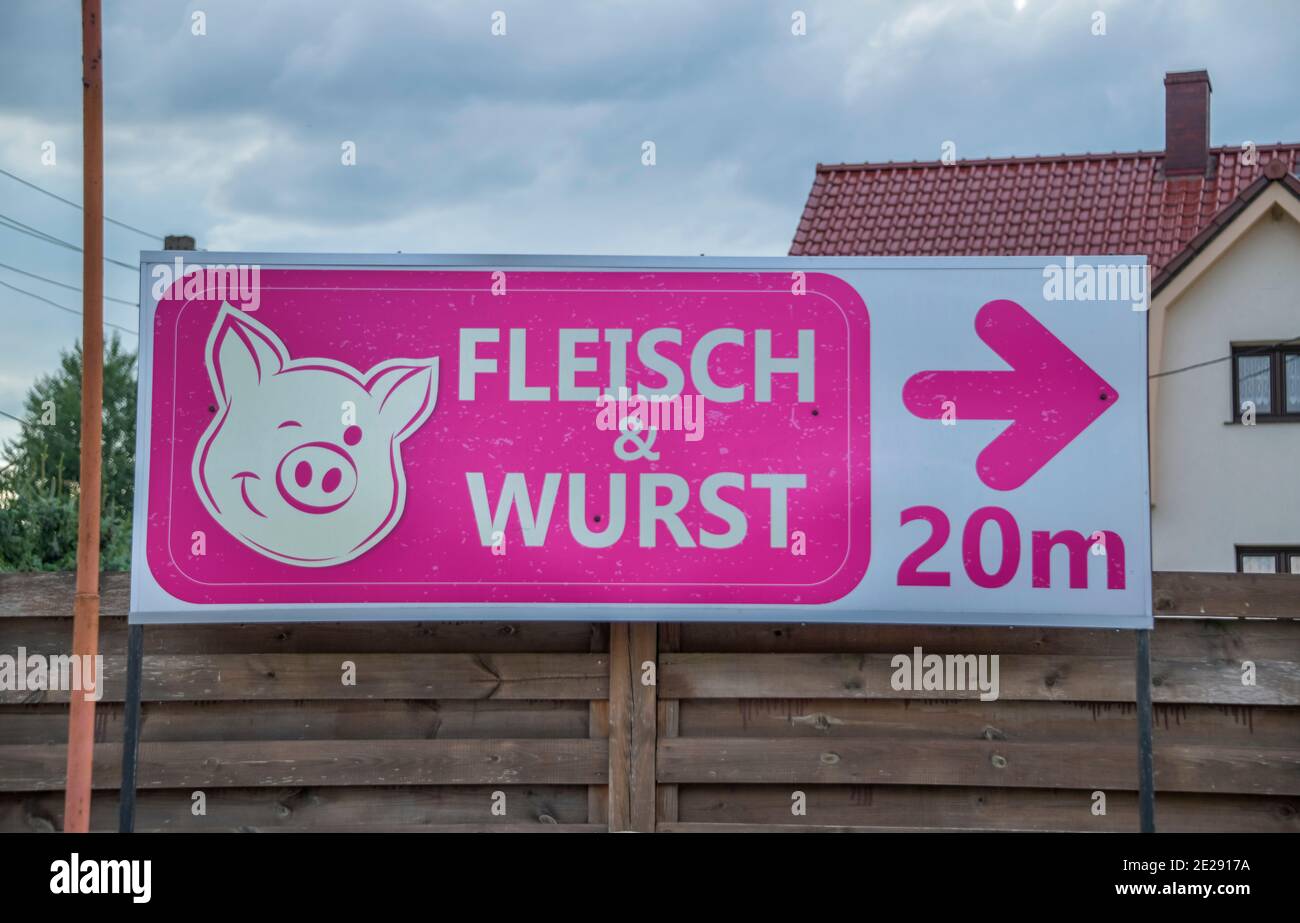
top-left (206, 303), bottom-right (289, 401)
top-left (366, 358), bottom-right (438, 439)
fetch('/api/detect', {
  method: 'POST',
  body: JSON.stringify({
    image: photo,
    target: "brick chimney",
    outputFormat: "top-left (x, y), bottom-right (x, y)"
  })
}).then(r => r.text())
top-left (1164, 70), bottom-right (1212, 177)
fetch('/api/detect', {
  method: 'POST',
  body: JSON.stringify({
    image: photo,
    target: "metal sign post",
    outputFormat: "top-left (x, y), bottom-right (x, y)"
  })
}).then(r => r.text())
top-left (1136, 628), bottom-right (1157, 831)
top-left (117, 624), bottom-right (145, 832)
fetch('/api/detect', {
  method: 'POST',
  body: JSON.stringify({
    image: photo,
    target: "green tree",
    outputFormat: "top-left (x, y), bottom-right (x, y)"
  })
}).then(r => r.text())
top-left (0, 337), bottom-right (136, 571)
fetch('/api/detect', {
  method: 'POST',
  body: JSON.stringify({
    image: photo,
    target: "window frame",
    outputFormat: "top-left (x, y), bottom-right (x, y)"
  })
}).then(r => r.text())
top-left (1235, 546), bottom-right (1300, 574)
top-left (1286, 350), bottom-right (1300, 415)
top-left (1232, 344), bottom-right (1300, 421)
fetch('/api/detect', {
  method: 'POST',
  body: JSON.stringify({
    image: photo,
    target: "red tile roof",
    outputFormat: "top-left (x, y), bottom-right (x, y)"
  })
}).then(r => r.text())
top-left (789, 145), bottom-right (1300, 285)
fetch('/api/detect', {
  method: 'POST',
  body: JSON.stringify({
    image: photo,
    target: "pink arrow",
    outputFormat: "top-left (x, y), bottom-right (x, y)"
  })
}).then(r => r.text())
top-left (902, 298), bottom-right (1118, 491)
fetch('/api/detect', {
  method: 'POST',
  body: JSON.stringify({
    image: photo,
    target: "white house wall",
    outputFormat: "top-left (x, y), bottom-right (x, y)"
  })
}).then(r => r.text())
top-left (1152, 210), bottom-right (1300, 571)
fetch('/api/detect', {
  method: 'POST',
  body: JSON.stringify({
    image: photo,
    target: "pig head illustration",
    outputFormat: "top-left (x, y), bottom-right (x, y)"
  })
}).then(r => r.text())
top-left (192, 303), bottom-right (437, 566)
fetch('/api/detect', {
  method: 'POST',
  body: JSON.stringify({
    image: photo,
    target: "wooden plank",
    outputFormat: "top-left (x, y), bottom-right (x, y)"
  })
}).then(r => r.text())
top-left (676, 699), bottom-right (1300, 748)
top-left (0, 653), bottom-right (608, 704)
top-left (656, 737), bottom-right (1300, 794)
top-left (0, 616), bottom-right (597, 654)
top-left (0, 739), bottom-right (608, 791)
top-left (0, 571), bottom-right (130, 618)
top-left (677, 616), bottom-right (1300, 659)
top-left (660, 823), bottom-right (962, 833)
top-left (1154, 571), bottom-right (1300, 618)
top-left (0, 700), bottom-right (592, 745)
top-left (8, 613), bottom-right (1299, 661)
top-left (5, 571), bottom-right (1297, 621)
top-left (257, 824), bottom-right (603, 833)
top-left (629, 623), bottom-right (657, 831)
top-left (660, 653), bottom-right (1300, 705)
top-left (5, 571), bottom-right (1299, 621)
top-left (587, 623), bottom-right (609, 826)
top-left (670, 784), bottom-right (1300, 833)
top-left (608, 624), bottom-right (631, 829)
top-left (21, 701), bottom-right (1283, 764)
top-left (607, 623), bottom-right (658, 831)
top-left (0, 785), bottom-right (591, 832)
top-left (656, 623), bottom-right (681, 826)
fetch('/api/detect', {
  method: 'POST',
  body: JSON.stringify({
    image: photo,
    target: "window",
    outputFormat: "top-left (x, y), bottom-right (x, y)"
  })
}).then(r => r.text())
top-left (1232, 345), bottom-right (1300, 420)
top-left (1236, 547), bottom-right (1300, 574)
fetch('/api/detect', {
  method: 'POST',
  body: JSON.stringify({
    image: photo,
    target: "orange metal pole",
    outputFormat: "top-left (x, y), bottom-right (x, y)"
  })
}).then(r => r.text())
top-left (64, 0), bottom-right (104, 833)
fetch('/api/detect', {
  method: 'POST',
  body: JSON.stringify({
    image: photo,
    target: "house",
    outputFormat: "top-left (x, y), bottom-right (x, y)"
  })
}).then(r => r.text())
top-left (791, 70), bottom-right (1300, 574)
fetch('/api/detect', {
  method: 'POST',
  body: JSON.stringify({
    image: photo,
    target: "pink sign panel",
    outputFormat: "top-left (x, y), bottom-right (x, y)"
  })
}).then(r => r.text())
top-left (140, 266), bottom-right (870, 614)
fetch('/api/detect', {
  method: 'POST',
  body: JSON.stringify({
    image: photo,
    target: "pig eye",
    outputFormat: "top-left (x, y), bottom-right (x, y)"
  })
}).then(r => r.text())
top-left (278, 420), bottom-right (302, 429)
top-left (343, 425), bottom-right (362, 446)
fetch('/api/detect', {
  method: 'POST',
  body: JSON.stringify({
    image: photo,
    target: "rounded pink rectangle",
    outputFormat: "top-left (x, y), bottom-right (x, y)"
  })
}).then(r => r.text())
top-left (146, 269), bottom-right (870, 605)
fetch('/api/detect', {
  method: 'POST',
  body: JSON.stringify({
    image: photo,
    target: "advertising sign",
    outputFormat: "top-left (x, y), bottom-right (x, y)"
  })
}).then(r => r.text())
top-left (131, 254), bottom-right (1150, 626)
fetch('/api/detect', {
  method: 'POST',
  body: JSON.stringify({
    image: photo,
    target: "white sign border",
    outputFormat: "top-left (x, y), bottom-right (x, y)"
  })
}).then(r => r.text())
top-left (131, 252), bottom-right (1152, 628)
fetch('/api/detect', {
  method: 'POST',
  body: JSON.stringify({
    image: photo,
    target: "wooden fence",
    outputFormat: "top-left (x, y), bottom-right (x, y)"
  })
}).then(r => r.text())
top-left (0, 571), bottom-right (1297, 832)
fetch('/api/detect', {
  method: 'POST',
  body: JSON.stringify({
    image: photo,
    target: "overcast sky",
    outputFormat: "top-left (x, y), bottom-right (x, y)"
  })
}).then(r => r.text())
top-left (2, 0), bottom-right (1299, 446)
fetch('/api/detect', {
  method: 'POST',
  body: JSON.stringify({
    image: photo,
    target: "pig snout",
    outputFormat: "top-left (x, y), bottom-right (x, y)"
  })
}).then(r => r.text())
top-left (274, 441), bottom-right (359, 514)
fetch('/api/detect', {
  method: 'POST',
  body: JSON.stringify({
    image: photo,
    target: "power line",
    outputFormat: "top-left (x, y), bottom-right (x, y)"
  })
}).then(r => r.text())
top-left (0, 212), bottom-right (140, 272)
top-left (0, 260), bottom-right (138, 307)
top-left (0, 212), bottom-right (76, 251)
top-left (1150, 336), bottom-right (1300, 380)
top-left (0, 166), bottom-right (162, 241)
top-left (0, 211), bottom-right (139, 273)
top-left (0, 278), bottom-right (138, 336)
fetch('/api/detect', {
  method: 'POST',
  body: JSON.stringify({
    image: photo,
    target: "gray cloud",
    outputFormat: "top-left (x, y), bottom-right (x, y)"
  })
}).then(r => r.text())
top-left (1, 0), bottom-right (1298, 447)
